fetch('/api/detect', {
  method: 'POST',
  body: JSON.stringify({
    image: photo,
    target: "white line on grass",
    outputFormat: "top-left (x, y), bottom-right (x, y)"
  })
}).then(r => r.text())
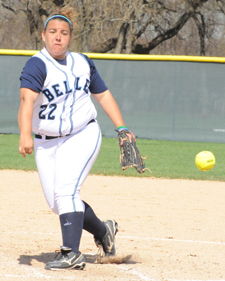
top-left (170, 278), bottom-right (225, 281)
top-left (2, 231), bottom-right (225, 246)
top-left (118, 235), bottom-right (225, 246)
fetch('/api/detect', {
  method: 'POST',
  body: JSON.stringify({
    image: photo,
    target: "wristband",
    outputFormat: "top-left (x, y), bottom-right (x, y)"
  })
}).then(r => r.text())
top-left (117, 126), bottom-right (128, 131)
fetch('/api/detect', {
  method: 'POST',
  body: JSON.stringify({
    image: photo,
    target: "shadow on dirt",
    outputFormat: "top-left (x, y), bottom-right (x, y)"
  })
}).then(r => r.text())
top-left (18, 252), bottom-right (137, 266)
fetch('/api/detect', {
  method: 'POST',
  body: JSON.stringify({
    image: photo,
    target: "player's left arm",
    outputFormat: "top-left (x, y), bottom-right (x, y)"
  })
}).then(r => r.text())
top-left (92, 89), bottom-right (126, 128)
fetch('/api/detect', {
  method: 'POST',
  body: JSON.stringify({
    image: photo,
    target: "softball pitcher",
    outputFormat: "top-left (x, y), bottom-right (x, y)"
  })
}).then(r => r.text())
top-left (18, 7), bottom-right (128, 270)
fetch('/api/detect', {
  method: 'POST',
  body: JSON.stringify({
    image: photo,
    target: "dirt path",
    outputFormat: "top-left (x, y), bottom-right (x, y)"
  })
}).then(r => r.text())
top-left (1, 170), bottom-right (225, 280)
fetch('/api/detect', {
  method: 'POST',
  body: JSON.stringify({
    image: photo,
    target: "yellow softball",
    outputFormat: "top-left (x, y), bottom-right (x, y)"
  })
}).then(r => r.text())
top-left (195, 151), bottom-right (216, 171)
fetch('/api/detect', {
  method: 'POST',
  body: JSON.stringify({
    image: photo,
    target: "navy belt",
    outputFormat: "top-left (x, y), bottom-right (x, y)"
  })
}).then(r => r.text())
top-left (35, 119), bottom-right (95, 140)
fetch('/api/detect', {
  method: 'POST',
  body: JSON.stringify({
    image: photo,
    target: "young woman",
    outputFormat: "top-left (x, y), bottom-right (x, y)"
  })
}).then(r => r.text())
top-left (18, 7), bottom-right (129, 270)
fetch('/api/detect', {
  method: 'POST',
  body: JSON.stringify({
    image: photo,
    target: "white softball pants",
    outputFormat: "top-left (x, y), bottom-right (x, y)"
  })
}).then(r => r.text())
top-left (34, 121), bottom-right (102, 215)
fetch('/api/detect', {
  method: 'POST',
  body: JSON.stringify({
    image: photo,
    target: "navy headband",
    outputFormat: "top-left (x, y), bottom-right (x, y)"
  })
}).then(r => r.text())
top-left (44, 15), bottom-right (72, 30)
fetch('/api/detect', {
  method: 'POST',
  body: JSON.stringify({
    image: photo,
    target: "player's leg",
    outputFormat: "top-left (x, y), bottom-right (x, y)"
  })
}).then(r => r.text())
top-left (45, 210), bottom-right (86, 270)
top-left (82, 201), bottom-right (118, 256)
top-left (58, 122), bottom-right (118, 257)
top-left (54, 121), bottom-right (102, 214)
top-left (46, 121), bottom-right (101, 269)
top-left (34, 138), bottom-right (59, 214)
top-left (34, 138), bottom-right (85, 270)
top-left (82, 201), bottom-right (105, 239)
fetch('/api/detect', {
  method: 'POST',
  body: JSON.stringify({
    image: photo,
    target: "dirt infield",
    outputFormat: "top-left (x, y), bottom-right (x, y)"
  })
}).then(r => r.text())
top-left (1, 169), bottom-right (225, 281)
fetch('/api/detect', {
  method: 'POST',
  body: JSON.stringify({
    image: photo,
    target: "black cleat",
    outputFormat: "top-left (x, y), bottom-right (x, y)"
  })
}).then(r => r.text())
top-left (95, 220), bottom-right (118, 257)
top-left (45, 246), bottom-right (86, 270)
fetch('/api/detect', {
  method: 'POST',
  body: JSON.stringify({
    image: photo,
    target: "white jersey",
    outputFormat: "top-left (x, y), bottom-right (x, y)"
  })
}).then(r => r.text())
top-left (32, 48), bottom-right (97, 136)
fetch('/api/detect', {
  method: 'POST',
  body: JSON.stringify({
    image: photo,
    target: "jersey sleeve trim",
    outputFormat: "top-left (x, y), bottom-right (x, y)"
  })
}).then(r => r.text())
top-left (20, 56), bottom-right (47, 93)
top-left (78, 53), bottom-right (108, 94)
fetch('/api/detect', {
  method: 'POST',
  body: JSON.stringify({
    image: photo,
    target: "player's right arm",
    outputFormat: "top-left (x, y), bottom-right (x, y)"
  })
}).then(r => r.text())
top-left (18, 88), bottom-right (39, 158)
top-left (18, 57), bottom-right (46, 157)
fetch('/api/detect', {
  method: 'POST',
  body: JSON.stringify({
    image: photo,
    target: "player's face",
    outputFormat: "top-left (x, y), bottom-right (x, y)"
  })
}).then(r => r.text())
top-left (42, 19), bottom-right (72, 60)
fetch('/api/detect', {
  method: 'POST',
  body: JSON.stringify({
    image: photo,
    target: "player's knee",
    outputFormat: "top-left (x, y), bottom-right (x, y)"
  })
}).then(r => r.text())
top-left (50, 205), bottom-right (59, 215)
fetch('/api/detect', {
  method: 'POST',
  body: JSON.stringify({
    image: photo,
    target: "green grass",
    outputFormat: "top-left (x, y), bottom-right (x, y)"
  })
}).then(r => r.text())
top-left (1, 134), bottom-right (225, 181)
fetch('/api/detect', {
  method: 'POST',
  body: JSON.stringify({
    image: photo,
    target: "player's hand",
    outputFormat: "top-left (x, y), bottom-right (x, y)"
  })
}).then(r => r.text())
top-left (127, 131), bottom-right (136, 142)
top-left (19, 135), bottom-right (34, 158)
